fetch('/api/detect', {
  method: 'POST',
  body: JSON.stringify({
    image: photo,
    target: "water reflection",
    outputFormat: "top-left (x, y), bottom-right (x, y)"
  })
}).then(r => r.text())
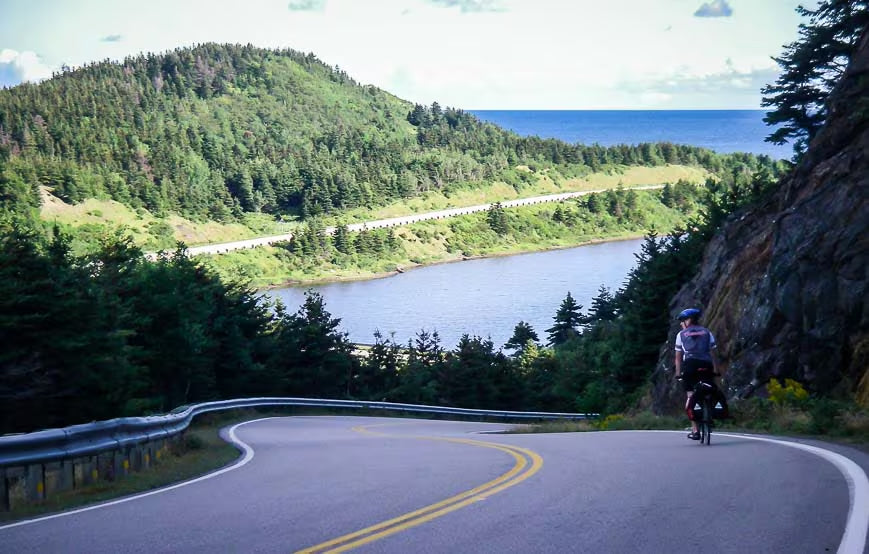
top-left (266, 239), bottom-right (643, 349)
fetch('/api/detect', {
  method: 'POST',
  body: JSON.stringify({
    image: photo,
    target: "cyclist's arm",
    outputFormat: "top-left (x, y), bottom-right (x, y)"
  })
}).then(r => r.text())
top-left (674, 350), bottom-right (683, 377)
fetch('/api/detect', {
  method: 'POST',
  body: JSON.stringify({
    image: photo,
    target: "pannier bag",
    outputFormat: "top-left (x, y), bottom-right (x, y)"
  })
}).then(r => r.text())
top-left (687, 389), bottom-right (730, 420)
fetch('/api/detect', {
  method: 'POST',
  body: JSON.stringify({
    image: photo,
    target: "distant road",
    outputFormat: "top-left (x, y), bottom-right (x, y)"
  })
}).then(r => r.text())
top-left (2, 417), bottom-right (866, 553)
top-left (174, 185), bottom-right (664, 257)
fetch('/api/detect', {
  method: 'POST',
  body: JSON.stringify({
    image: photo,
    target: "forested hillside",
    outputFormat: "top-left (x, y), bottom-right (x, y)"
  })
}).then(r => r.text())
top-left (1, 43), bottom-right (770, 228)
top-left (0, 41), bottom-right (801, 435)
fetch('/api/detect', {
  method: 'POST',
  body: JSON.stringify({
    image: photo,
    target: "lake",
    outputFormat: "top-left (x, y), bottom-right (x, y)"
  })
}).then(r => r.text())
top-left (266, 238), bottom-right (644, 349)
top-left (267, 110), bottom-right (778, 348)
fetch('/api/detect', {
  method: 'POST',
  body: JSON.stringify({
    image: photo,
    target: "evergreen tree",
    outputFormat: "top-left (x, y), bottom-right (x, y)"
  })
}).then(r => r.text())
top-left (333, 223), bottom-right (353, 254)
top-left (761, 0), bottom-right (868, 157)
top-left (392, 330), bottom-right (443, 404)
top-left (545, 292), bottom-right (585, 346)
top-left (353, 329), bottom-right (401, 399)
top-left (440, 335), bottom-right (518, 409)
top-left (585, 192), bottom-right (602, 213)
top-left (504, 321), bottom-right (540, 356)
top-left (486, 201), bottom-right (509, 234)
top-left (585, 285), bottom-right (617, 330)
top-left (270, 291), bottom-right (356, 398)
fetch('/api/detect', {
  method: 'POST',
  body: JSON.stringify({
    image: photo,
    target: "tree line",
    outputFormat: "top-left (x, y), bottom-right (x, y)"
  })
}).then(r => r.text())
top-left (0, 167), bottom-right (771, 433)
top-left (1, 43), bottom-right (774, 228)
top-left (2, 0), bottom-right (860, 433)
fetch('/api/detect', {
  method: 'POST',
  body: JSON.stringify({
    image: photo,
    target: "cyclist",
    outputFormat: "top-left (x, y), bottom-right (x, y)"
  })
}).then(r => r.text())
top-left (673, 307), bottom-right (719, 440)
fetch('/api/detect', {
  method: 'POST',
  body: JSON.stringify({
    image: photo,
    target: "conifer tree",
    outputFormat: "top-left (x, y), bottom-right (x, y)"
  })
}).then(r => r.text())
top-left (585, 285), bottom-right (617, 330)
top-left (486, 201), bottom-right (509, 234)
top-left (545, 292), bottom-right (585, 346)
top-left (270, 290), bottom-right (356, 398)
top-left (353, 329), bottom-right (400, 399)
top-left (761, 0), bottom-right (868, 157)
top-left (504, 321), bottom-right (540, 356)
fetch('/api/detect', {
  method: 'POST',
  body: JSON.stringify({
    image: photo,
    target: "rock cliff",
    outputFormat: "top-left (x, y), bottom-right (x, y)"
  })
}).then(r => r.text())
top-left (650, 30), bottom-right (869, 412)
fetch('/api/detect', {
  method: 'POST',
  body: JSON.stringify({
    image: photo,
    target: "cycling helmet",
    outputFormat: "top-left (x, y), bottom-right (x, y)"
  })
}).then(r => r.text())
top-left (677, 308), bottom-right (701, 321)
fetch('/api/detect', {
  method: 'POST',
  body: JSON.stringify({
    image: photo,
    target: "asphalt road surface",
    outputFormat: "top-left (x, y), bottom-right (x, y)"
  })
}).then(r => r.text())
top-left (1, 416), bottom-right (867, 553)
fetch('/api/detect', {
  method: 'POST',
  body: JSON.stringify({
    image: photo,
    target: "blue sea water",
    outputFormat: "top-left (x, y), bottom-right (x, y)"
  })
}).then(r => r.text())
top-left (470, 110), bottom-right (790, 160)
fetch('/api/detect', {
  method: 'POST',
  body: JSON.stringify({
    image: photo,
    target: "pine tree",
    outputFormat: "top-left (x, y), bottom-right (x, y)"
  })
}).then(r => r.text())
top-left (586, 286), bottom-right (617, 326)
top-left (333, 223), bottom-right (353, 254)
top-left (545, 292), bottom-right (585, 346)
top-left (393, 330), bottom-right (443, 404)
top-left (486, 201), bottom-right (509, 234)
top-left (761, 0), bottom-right (869, 157)
top-left (270, 290), bottom-right (356, 398)
top-left (504, 321), bottom-right (539, 356)
top-left (352, 329), bottom-right (400, 399)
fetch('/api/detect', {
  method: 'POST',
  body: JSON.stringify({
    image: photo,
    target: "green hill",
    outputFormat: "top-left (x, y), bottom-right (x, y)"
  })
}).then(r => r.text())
top-left (0, 43), bottom-right (776, 237)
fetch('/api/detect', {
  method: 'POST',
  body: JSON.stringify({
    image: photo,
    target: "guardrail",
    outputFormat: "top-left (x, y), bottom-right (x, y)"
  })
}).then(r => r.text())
top-left (0, 397), bottom-right (595, 511)
top-left (173, 185), bottom-right (664, 257)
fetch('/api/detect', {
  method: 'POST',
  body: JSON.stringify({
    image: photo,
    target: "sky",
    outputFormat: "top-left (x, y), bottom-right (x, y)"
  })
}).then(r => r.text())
top-left (0, 0), bottom-right (813, 109)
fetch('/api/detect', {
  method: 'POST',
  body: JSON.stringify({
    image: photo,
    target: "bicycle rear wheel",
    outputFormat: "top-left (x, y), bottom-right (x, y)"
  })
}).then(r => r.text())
top-left (702, 399), bottom-right (713, 445)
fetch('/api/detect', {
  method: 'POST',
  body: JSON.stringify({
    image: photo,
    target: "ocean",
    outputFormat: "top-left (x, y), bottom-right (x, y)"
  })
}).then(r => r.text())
top-left (469, 110), bottom-right (790, 160)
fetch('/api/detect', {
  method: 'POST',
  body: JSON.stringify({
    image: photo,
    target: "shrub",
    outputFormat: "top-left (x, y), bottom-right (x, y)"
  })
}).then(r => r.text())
top-left (808, 398), bottom-right (842, 435)
top-left (597, 414), bottom-right (624, 430)
top-left (768, 378), bottom-right (809, 406)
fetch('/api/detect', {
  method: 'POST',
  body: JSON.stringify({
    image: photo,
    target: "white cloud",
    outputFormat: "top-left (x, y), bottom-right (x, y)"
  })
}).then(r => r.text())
top-left (617, 63), bottom-right (780, 108)
top-left (288, 0), bottom-right (326, 11)
top-left (0, 0), bottom-right (807, 107)
top-left (0, 49), bottom-right (54, 87)
top-left (694, 0), bottom-right (733, 18)
top-left (424, 0), bottom-right (506, 13)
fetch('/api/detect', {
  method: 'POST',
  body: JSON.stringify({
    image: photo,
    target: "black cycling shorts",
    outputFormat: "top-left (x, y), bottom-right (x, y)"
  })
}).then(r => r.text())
top-left (681, 358), bottom-right (714, 392)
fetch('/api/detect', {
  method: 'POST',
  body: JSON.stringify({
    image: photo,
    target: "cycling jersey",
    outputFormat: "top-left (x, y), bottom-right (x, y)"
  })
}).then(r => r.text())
top-left (675, 325), bottom-right (716, 362)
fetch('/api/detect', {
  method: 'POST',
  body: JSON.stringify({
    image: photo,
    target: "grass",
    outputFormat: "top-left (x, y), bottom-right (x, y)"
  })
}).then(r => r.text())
top-left (4, 402), bottom-right (866, 522)
top-left (38, 164), bottom-right (707, 255)
top-left (206, 187), bottom-right (694, 288)
top-left (0, 412), bottom-right (248, 523)
top-left (511, 413), bottom-right (686, 434)
top-left (514, 403), bottom-right (869, 453)
top-left (323, 165), bottom-right (707, 225)
top-left (0, 407), bottom-right (424, 523)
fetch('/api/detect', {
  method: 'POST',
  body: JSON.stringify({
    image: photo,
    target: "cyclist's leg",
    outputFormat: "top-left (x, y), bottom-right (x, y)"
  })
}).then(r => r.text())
top-left (683, 362), bottom-right (700, 438)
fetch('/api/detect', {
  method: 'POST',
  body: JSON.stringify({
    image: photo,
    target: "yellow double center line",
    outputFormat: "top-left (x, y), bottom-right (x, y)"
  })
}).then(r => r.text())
top-left (296, 424), bottom-right (544, 553)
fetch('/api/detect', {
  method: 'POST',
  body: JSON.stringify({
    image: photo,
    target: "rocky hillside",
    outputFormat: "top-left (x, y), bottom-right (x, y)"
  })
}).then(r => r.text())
top-left (650, 29), bottom-right (869, 411)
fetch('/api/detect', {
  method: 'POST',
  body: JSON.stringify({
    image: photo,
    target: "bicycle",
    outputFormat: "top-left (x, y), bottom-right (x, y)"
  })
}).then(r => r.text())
top-left (677, 370), bottom-right (722, 446)
top-left (690, 380), bottom-right (717, 445)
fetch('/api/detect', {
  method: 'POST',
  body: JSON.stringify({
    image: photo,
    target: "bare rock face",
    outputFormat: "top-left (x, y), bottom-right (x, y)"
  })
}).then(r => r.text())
top-left (650, 31), bottom-right (869, 413)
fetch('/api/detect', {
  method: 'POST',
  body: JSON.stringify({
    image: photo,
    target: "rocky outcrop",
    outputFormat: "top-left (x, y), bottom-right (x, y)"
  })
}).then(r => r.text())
top-left (650, 30), bottom-right (869, 413)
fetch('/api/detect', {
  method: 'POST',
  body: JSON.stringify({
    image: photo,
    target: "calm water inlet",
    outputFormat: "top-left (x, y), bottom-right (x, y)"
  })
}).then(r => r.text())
top-left (266, 238), bottom-right (644, 350)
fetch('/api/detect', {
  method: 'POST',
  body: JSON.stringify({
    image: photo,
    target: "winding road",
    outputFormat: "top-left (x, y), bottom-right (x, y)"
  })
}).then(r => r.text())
top-left (1, 416), bottom-right (867, 553)
top-left (180, 186), bottom-right (664, 257)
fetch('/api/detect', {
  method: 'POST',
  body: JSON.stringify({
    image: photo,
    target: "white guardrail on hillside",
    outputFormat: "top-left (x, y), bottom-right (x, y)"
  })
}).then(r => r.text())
top-left (167, 185), bottom-right (663, 257)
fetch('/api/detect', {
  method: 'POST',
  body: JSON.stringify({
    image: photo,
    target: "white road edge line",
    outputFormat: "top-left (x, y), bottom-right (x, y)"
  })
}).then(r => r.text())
top-left (716, 432), bottom-right (869, 554)
top-left (645, 430), bottom-right (868, 554)
top-left (0, 417), bottom-right (271, 531)
top-left (3, 422), bottom-right (866, 554)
